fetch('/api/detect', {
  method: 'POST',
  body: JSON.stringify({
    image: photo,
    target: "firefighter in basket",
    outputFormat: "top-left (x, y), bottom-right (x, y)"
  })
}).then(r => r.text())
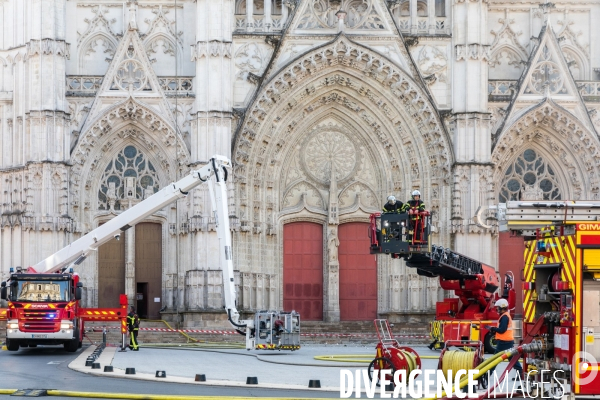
top-left (383, 195), bottom-right (403, 213)
top-left (382, 195), bottom-right (403, 241)
top-left (402, 190), bottom-right (426, 241)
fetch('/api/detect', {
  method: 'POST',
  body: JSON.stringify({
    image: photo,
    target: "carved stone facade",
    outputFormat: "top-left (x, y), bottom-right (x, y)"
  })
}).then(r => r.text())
top-left (1, 0), bottom-right (599, 325)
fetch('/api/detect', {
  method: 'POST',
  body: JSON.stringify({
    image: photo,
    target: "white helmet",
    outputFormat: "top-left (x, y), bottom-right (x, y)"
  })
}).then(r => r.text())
top-left (387, 195), bottom-right (396, 203)
top-left (412, 190), bottom-right (421, 197)
top-left (494, 299), bottom-right (509, 308)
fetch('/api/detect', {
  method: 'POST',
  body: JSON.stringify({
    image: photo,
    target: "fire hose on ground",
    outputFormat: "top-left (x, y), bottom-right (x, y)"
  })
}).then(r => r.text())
top-left (425, 341), bottom-right (543, 400)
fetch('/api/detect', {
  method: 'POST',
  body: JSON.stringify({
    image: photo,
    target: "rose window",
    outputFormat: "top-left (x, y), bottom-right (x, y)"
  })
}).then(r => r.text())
top-left (499, 149), bottom-right (562, 202)
top-left (98, 145), bottom-right (160, 211)
top-left (526, 46), bottom-right (565, 95)
top-left (303, 130), bottom-right (357, 183)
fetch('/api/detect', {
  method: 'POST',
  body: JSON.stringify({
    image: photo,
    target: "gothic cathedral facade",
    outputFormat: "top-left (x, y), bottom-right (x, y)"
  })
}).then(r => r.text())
top-left (1, 0), bottom-right (599, 325)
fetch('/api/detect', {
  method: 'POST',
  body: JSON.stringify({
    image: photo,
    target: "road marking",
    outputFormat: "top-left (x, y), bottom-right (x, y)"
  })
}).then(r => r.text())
top-left (47, 361), bottom-right (62, 365)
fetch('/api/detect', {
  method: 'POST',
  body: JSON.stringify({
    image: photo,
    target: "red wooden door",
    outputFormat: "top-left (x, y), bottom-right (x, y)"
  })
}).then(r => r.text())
top-left (498, 232), bottom-right (525, 318)
top-left (283, 222), bottom-right (323, 321)
top-left (339, 222), bottom-right (377, 321)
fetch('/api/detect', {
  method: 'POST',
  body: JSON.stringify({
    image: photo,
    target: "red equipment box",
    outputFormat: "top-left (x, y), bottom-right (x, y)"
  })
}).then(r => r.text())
top-left (436, 298), bottom-right (459, 319)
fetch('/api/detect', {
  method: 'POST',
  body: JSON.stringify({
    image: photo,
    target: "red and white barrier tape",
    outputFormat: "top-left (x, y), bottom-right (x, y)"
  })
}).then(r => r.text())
top-left (90, 326), bottom-right (428, 338)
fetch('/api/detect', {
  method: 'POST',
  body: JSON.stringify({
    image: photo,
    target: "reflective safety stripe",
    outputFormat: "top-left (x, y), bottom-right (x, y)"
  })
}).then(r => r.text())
top-left (495, 312), bottom-right (513, 341)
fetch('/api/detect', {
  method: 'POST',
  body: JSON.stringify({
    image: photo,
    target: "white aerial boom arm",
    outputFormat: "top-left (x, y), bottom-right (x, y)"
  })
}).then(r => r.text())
top-left (31, 155), bottom-right (244, 326)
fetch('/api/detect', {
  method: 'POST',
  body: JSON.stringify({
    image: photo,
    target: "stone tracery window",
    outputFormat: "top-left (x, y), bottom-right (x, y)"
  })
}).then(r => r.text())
top-left (97, 145), bottom-right (160, 211)
top-left (499, 149), bottom-right (562, 202)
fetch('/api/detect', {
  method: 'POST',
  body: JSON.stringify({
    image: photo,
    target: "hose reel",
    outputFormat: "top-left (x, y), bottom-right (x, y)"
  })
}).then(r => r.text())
top-left (369, 344), bottom-right (422, 386)
top-left (438, 341), bottom-right (485, 387)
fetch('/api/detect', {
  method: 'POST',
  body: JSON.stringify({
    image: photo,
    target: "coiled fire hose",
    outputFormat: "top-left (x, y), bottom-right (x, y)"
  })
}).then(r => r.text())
top-left (423, 342), bottom-right (543, 400)
top-left (399, 349), bottom-right (419, 374)
top-left (440, 350), bottom-right (478, 382)
top-left (422, 349), bottom-right (510, 400)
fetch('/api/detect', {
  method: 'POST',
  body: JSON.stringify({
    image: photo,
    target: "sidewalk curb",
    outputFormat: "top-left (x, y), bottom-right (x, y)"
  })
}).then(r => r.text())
top-left (68, 346), bottom-right (340, 392)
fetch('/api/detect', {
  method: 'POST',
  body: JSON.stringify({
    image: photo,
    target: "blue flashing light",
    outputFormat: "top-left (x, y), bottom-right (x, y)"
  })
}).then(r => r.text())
top-left (48, 314), bottom-right (56, 318)
top-left (9, 267), bottom-right (14, 273)
top-left (536, 241), bottom-right (547, 252)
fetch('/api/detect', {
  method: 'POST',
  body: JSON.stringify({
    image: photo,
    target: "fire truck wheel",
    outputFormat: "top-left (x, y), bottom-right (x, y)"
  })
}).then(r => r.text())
top-left (483, 332), bottom-right (496, 354)
top-left (6, 339), bottom-right (19, 351)
top-left (64, 337), bottom-right (79, 352)
top-left (478, 372), bottom-right (488, 390)
top-left (368, 357), bottom-right (396, 387)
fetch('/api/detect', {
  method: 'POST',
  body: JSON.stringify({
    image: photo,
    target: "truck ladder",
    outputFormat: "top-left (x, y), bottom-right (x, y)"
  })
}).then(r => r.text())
top-left (405, 245), bottom-right (486, 280)
top-left (498, 201), bottom-right (600, 232)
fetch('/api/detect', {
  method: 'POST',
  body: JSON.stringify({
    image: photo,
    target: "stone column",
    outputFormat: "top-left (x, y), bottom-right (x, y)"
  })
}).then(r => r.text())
top-left (428, 0), bottom-right (436, 34)
top-left (410, 0), bottom-right (418, 34)
top-left (125, 228), bottom-right (136, 307)
top-left (264, 0), bottom-right (272, 31)
top-left (324, 169), bottom-right (340, 322)
top-left (450, 0), bottom-right (494, 265)
top-left (246, 0), bottom-right (255, 32)
top-left (24, 0), bottom-right (69, 163)
top-left (325, 226), bottom-right (340, 322)
top-left (192, 0), bottom-right (234, 162)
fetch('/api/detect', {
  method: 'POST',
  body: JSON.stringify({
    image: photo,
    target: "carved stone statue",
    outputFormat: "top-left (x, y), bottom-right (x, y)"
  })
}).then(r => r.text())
top-left (107, 181), bottom-right (117, 211)
top-left (522, 184), bottom-right (544, 200)
top-left (327, 227), bottom-right (340, 263)
top-left (144, 187), bottom-right (154, 200)
top-left (127, 1), bottom-right (138, 31)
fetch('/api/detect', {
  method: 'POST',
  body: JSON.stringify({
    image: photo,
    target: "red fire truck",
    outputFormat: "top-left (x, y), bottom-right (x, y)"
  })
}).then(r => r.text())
top-left (370, 211), bottom-right (516, 353)
top-left (1, 156), bottom-right (300, 351)
top-left (498, 201), bottom-right (600, 397)
top-left (1, 272), bottom-right (127, 351)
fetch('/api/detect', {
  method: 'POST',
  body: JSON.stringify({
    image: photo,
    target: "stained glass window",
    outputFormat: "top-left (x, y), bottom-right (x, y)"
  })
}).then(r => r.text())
top-left (98, 145), bottom-right (160, 210)
top-left (499, 149), bottom-right (562, 202)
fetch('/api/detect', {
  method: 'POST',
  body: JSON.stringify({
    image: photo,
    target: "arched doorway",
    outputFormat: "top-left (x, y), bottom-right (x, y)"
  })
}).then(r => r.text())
top-left (338, 222), bottom-right (377, 321)
top-left (98, 234), bottom-right (126, 308)
top-left (283, 222), bottom-right (323, 321)
top-left (135, 222), bottom-right (162, 319)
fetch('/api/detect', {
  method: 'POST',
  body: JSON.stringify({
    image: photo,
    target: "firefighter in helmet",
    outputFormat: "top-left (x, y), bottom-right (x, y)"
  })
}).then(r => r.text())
top-left (485, 299), bottom-right (523, 380)
top-left (127, 306), bottom-right (140, 351)
top-left (383, 195), bottom-right (403, 213)
top-left (402, 190), bottom-right (426, 241)
top-left (402, 190), bottom-right (425, 213)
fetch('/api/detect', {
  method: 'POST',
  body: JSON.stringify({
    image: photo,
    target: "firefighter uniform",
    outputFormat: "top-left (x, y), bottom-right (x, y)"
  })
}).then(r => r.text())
top-left (488, 310), bottom-right (523, 378)
top-left (127, 310), bottom-right (140, 351)
top-left (383, 201), bottom-right (403, 213)
top-left (401, 199), bottom-right (426, 213)
top-left (402, 198), bottom-right (426, 241)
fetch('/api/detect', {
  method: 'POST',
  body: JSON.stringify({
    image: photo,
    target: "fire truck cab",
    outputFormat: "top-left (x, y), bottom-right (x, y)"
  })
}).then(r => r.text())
top-left (1, 272), bottom-right (84, 351)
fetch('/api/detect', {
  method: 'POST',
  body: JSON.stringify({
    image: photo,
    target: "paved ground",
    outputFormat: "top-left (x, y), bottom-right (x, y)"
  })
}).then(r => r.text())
top-left (1, 343), bottom-right (519, 398)
top-left (76, 343), bottom-right (516, 394)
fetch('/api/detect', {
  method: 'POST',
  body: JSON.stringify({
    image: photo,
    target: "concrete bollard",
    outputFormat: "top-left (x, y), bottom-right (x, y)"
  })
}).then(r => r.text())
top-left (155, 371), bottom-right (166, 378)
top-left (125, 368), bottom-right (136, 375)
top-left (92, 363), bottom-right (101, 369)
top-left (195, 374), bottom-right (206, 382)
top-left (104, 366), bottom-right (114, 372)
top-left (308, 380), bottom-right (321, 388)
top-left (246, 377), bottom-right (258, 385)
top-left (85, 360), bottom-right (94, 367)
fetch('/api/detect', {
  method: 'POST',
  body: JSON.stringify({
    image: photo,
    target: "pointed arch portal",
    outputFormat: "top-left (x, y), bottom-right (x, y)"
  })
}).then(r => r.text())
top-left (234, 35), bottom-right (454, 318)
